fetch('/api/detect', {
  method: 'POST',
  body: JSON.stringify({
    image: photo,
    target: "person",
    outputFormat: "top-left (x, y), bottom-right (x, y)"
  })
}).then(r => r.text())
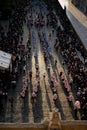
top-left (20, 90), bottom-right (25, 98)
top-left (81, 114), bottom-right (86, 120)
top-left (0, 99), bottom-right (4, 112)
top-left (33, 86), bottom-right (38, 93)
top-left (36, 70), bottom-right (39, 78)
top-left (9, 97), bottom-right (14, 111)
top-left (49, 33), bottom-right (51, 38)
top-left (11, 79), bottom-right (16, 88)
top-left (44, 53), bottom-right (47, 62)
top-left (74, 99), bottom-right (81, 119)
top-left (47, 64), bottom-right (50, 72)
top-left (29, 70), bottom-right (32, 80)
top-left (43, 73), bottom-right (46, 78)
top-left (67, 92), bottom-right (73, 106)
top-left (53, 93), bottom-right (57, 101)
top-left (23, 65), bottom-right (26, 74)
top-left (54, 60), bottom-right (57, 67)
top-left (52, 87), bottom-right (57, 93)
top-left (31, 91), bottom-right (37, 104)
top-left (35, 64), bottom-right (39, 70)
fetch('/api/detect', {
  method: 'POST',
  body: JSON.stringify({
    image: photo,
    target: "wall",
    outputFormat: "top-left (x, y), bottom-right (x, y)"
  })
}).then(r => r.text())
top-left (61, 121), bottom-right (87, 130)
top-left (0, 121), bottom-right (87, 130)
top-left (72, 0), bottom-right (87, 15)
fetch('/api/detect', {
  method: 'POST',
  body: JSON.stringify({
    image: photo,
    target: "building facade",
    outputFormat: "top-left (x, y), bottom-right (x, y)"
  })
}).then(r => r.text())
top-left (72, 0), bottom-right (87, 15)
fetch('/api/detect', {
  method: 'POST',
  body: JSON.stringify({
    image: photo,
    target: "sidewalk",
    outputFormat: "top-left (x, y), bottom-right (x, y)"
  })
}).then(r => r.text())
top-left (58, 0), bottom-right (87, 49)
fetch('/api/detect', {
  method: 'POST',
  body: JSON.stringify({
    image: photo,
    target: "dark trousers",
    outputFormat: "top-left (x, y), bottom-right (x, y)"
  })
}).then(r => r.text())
top-left (74, 108), bottom-right (78, 118)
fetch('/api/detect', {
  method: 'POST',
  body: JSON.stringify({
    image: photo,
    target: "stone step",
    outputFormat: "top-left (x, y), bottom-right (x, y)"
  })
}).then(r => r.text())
top-left (36, 30), bottom-right (56, 118)
top-left (47, 27), bottom-right (74, 120)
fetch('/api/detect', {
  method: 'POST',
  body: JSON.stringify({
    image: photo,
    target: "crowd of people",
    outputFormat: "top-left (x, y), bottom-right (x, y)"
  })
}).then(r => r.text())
top-left (0, 1), bottom-right (27, 111)
top-left (0, 0), bottom-right (87, 121)
top-left (55, 2), bottom-right (87, 119)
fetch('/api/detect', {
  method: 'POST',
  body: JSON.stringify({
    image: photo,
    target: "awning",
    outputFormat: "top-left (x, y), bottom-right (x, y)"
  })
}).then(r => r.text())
top-left (0, 50), bottom-right (11, 70)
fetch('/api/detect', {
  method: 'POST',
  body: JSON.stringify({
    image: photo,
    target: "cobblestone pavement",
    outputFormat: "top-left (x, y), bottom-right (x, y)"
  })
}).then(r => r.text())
top-left (0, 0), bottom-right (77, 123)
